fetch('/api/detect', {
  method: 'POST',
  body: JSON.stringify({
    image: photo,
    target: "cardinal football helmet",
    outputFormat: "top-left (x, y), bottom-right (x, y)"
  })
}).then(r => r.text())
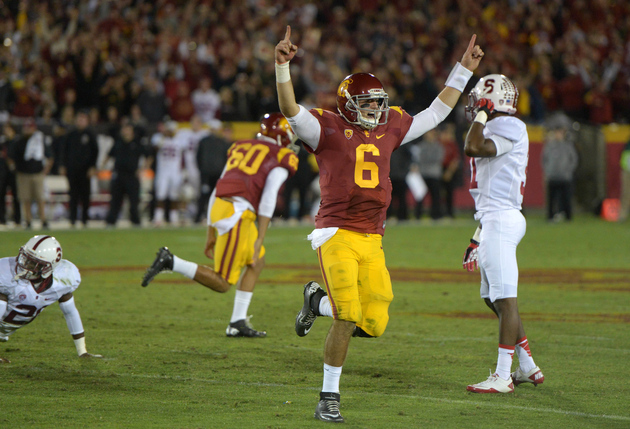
top-left (259, 113), bottom-right (298, 150)
top-left (337, 73), bottom-right (389, 130)
top-left (465, 74), bottom-right (519, 122)
top-left (15, 235), bottom-right (63, 283)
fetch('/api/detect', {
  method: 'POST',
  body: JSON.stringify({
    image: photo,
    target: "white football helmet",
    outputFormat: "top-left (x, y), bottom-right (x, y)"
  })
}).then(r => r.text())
top-left (465, 74), bottom-right (519, 122)
top-left (15, 235), bottom-right (63, 283)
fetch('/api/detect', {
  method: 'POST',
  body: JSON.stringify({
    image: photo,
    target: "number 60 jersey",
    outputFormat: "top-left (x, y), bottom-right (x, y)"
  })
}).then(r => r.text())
top-left (0, 257), bottom-right (80, 338)
top-left (215, 139), bottom-right (299, 210)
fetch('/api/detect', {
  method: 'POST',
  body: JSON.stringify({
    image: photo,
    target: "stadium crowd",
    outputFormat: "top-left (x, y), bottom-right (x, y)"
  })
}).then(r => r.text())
top-left (0, 0), bottom-right (629, 228)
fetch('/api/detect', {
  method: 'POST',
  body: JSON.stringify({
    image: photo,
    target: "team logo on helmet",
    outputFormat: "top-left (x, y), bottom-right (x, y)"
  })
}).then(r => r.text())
top-left (345, 129), bottom-right (353, 139)
top-left (336, 73), bottom-right (389, 130)
top-left (338, 78), bottom-right (352, 97)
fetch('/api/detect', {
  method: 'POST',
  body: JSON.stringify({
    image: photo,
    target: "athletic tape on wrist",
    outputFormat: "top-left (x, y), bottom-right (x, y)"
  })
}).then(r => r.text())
top-left (472, 225), bottom-right (482, 242)
top-left (275, 62), bottom-right (291, 83)
top-left (445, 62), bottom-right (473, 92)
top-left (474, 110), bottom-right (488, 125)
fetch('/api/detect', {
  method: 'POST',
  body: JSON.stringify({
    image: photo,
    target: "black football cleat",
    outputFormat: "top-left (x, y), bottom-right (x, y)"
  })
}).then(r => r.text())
top-left (295, 281), bottom-right (325, 337)
top-left (314, 392), bottom-right (344, 423)
top-left (226, 317), bottom-right (267, 338)
top-left (142, 247), bottom-right (174, 287)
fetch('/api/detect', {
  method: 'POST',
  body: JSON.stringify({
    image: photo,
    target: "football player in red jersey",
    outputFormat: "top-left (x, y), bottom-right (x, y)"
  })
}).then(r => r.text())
top-left (142, 113), bottom-right (299, 338)
top-left (275, 25), bottom-right (484, 422)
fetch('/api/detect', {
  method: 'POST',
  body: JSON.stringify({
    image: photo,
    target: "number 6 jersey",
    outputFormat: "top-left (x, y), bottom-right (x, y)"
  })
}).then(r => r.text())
top-left (0, 257), bottom-right (80, 338)
top-left (302, 108), bottom-right (413, 235)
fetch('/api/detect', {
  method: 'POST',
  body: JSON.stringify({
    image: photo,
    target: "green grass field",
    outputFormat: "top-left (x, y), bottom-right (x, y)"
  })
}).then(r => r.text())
top-left (1, 214), bottom-right (629, 428)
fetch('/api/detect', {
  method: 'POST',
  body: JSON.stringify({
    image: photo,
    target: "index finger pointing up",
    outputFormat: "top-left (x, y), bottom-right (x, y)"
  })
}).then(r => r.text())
top-left (284, 25), bottom-right (291, 42)
top-left (466, 34), bottom-right (477, 54)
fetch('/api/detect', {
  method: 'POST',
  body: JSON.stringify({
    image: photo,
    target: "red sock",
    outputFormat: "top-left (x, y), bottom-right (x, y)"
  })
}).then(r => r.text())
top-left (516, 336), bottom-right (536, 372)
top-left (517, 336), bottom-right (532, 357)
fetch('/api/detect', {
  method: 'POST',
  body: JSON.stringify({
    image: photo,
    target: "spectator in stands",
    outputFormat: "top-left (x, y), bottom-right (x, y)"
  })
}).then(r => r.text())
top-left (59, 110), bottom-right (99, 227)
top-left (136, 75), bottom-right (168, 125)
top-left (196, 125), bottom-right (231, 224)
top-left (191, 76), bottom-right (221, 128)
top-left (0, 70), bottom-right (15, 119)
top-left (0, 123), bottom-right (21, 228)
top-left (101, 123), bottom-right (152, 227)
top-left (7, 119), bottom-right (53, 229)
top-left (12, 72), bottom-right (41, 119)
top-left (541, 120), bottom-right (579, 222)
top-left (168, 81), bottom-right (195, 123)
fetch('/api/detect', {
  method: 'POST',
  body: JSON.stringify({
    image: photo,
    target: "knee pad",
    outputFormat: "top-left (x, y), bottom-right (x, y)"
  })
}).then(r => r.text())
top-left (327, 261), bottom-right (362, 323)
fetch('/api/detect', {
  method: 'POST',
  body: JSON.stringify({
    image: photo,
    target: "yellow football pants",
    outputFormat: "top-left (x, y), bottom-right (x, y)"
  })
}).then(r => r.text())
top-left (317, 229), bottom-right (393, 337)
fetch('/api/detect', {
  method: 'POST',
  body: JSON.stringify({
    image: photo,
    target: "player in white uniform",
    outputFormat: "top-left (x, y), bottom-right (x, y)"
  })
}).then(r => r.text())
top-left (177, 115), bottom-right (210, 219)
top-left (462, 74), bottom-right (543, 393)
top-left (0, 235), bottom-right (101, 363)
top-left (152, 122), bottom-right (186, 226)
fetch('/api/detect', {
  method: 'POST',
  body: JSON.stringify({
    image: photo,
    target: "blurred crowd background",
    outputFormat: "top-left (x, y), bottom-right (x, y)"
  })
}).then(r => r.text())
top-left (0, 0), bottom-right (629, 229)
top-left (1, 0), bottom-right (629, 126)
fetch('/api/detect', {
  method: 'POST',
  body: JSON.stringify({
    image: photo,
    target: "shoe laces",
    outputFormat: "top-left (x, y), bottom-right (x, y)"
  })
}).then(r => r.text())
top-left (302, 309), bottom-right (317, 325)
top-left (324, 400), bottom-right (340, 414)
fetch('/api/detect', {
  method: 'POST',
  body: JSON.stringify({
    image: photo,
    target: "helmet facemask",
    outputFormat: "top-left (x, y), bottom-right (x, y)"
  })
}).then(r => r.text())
top-left (16, 248), bottom-right (54, 281)
top-left (14, 236), bottom-right (62, 288)
top-left (465, 91), bottom-right (480, 123)
top-left (343, 89), bottom-right (389, 130)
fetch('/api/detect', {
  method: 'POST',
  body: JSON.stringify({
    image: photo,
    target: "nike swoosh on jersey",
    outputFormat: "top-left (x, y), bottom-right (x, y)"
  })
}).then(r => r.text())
top-left (376, 134), bottom-right (385, 139)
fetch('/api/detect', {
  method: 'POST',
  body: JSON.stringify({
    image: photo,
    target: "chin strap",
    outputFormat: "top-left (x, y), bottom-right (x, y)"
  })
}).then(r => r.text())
top-left (32, 277), bottom-right (52, 293)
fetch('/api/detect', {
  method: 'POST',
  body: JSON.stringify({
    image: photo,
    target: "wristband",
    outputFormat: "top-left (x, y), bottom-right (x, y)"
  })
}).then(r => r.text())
top-left (74, 337), bottom-right (87, 356)
top-left (445, 62), bottom-right (473, 92)
top-left (474, 110), bottom-right (488, 125)
top-left (275, 62), bottom-right (291, 83)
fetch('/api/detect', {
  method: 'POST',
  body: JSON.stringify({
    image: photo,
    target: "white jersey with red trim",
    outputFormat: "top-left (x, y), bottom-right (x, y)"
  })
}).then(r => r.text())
top-left (178, 128), bottom-right (210, 171)
top-left (469, 116), bottom-right (529, 214)
top-left (152, 133), bottom-right (186, 175)
top-left (0, 257), bottom-right (80, 338)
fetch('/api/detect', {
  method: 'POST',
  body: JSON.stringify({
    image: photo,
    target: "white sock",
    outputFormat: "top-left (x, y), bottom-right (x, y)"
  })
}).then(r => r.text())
top-left (230, 290), bottom-right (253, 323)
top-left (318, 296), bottom-right (333, 317)
top-left (172, 255), bottom-right (197, 279)
top-left (169, 209), bottom-right (179, 224)
top-left (154, 208), bottom-right (164, 223)
top-left (495, 345), bottom-right (515, 380)
top-left (322, 363), bottom-right (342, 393)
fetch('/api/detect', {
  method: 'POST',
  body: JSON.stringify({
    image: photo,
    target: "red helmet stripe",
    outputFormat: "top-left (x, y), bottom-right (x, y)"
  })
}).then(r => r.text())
top-left (32, 236), bottom-right (52, 250)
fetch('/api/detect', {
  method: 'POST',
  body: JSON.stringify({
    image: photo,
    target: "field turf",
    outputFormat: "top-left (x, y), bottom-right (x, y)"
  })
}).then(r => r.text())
top-left (0, 214), bottom-right (629, 428)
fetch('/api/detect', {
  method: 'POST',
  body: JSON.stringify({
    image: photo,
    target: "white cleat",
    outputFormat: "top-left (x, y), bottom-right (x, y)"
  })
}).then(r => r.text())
top-left (511, 366), bottom-right (544, 386)
top-left (467, 373), bottom-right (514, 393)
